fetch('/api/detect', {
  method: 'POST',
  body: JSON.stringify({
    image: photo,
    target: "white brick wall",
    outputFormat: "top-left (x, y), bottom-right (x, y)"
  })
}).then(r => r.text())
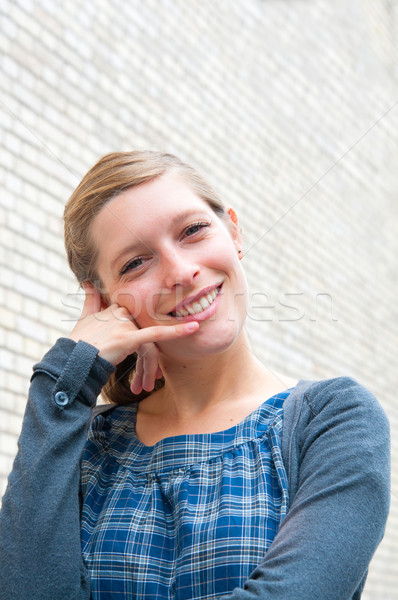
top-left (1, 0), bottom-right (397, 597)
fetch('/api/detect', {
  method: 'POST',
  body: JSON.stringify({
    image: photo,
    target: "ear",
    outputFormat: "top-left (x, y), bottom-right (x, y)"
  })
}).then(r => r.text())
top-left (226, 207), bottom-right (244, 258)
top-left (86, 279), bottom-right (111, 310)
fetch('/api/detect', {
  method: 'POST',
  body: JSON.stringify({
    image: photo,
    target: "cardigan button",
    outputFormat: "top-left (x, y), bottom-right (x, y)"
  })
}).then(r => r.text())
top-left (54, 391), bottom-right (70, 407)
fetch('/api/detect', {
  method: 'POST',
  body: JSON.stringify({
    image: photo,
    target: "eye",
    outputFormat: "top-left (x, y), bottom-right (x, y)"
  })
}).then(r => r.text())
top-left (119, 257), bottom-right (145, 275)
top-left (183, 221), bottom-right (211, 238)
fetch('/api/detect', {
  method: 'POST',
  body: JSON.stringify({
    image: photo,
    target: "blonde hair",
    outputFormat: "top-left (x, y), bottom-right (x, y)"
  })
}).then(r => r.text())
top-left (63, 150), bottom-right (226, 405)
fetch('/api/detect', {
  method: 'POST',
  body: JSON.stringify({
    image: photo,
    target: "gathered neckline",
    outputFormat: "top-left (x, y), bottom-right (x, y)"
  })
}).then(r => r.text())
top-left (94, 387), bottom-right (296, 473)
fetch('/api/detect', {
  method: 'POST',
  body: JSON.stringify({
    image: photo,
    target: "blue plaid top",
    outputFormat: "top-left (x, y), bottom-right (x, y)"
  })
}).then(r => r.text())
top-left (80, 389), bottom-right (292, 600)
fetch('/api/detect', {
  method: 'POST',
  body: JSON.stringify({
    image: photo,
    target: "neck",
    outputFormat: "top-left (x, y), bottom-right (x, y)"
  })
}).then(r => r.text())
top-left (152, 330), bottom-right (278, 420)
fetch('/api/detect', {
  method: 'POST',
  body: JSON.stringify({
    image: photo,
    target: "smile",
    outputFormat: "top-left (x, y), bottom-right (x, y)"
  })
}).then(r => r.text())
top-left (170, 285), bottom-right (222, 317)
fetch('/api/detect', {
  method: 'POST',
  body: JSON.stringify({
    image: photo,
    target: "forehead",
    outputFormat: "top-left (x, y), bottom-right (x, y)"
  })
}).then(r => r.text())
top-left (91, 173), bottom-right (213, 271)
top-left (93, 173), bottom-right (211, 234)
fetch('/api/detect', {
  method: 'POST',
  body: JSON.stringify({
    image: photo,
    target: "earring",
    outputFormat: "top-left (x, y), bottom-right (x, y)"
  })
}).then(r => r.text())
top-left (228, 208), bottom-right (239, 225)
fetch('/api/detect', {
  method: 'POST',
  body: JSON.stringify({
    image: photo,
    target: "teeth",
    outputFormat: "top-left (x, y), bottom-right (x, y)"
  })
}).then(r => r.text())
top-left (200, 297), bottom-right (210, 310)
top-left (174, 286), bottom-right (220, 317)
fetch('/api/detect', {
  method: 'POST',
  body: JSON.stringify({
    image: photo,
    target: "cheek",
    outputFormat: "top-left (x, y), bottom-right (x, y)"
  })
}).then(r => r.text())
top-left (223, 254), bottom-right (248, 320)
top-left (109, 284), bottom-right (152, 323)
top-left (110, 282), bottom-right (172, 328)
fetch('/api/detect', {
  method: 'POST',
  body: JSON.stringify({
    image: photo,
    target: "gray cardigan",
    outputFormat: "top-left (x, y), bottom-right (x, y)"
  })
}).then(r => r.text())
top-left (0, 338), bottom-right (390, 600)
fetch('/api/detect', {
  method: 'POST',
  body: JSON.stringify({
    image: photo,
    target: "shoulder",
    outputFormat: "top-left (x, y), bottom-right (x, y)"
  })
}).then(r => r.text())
top-left (82, 404), bottom-right (137, 477)
top-left (282, 376), bottom-right (390, 449)
top-left (90, 402), bottom-right (136, 433)
top-left (282, 376), bottom-right (390, 510)
top-left (90, 402), bottom-right (117, 421)
top-left (88, 403), bottom-right (137, 449)
top-left (288, 375), bottom-right (387, 420)
top-left (283, 376), bottom-right (390, 453)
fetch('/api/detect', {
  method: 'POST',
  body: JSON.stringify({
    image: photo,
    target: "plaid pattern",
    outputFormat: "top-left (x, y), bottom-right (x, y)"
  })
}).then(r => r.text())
top-left (80, 389), bottom-right (292, 599)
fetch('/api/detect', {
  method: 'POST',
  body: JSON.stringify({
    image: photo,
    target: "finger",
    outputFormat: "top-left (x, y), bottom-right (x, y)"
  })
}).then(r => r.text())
top-left (141, 346), bottom-right (160, 392)
top-left (130, 375), bottom-right (142, 395)
top-left (130, 354), bottom-right (143, 395)
top-left (131, 321), bottom-right (200, 348)
top-left (107, 303), bottom-right (136, 323)
top-left (81, 282), bottom-right (102, 317)
top-left (131, 360), bottom-right (162, 394)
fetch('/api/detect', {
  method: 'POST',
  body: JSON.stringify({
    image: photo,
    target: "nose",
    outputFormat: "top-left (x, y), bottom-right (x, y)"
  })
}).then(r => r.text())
top-left (161, 248), bottom-right (200, 289)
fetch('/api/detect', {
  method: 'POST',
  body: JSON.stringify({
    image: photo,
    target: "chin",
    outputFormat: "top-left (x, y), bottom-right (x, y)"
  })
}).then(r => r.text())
top-left (159, 320), bottom-right (244, 362)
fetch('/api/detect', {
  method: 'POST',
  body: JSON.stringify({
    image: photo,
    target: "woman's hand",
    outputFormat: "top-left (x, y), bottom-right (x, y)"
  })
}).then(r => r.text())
top-left (68, 284), bottom-right (199, 392)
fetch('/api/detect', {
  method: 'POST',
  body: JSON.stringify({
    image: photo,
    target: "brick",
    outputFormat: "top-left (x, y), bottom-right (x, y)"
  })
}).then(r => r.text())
top-left (0, 307), bottom-right (16, 330)
top-left (5, 172), bottom-right (23, 196)
top-left (5, 330), bottom-right (24, 353)
top-left (16, 354), bottom-right (34, 376)
top-left (0, 348), bottom-right (15, 371)
top-left (4, 290), bottom-right (23, 312)
top-left (2, 55), bottom-right (20, 79)
top-left (15, 315), bottom-right (47, 343)
top-left (0, 389), bottom-right (17, 412)
top-left (0, 452), bottom-right (15, 478)
top-left (0, 431), bottom-right (18, 457)
top-left (3, 370), bottom-right (27, 397)
top-left (4, 131), bottom-right (22, 155)
top-left (23, 337), bottom-right (44, 361)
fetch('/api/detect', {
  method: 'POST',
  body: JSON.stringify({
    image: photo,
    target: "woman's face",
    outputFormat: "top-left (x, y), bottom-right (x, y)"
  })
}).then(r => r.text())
top-left (91, 172), bottom-right (247, 361)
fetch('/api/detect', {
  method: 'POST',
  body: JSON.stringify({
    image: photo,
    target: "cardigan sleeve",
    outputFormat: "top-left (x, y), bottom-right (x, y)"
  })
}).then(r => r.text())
top-left (0, 338), bottom-right (115, 600)
top-left (223, 377), bottom-right (391, 600)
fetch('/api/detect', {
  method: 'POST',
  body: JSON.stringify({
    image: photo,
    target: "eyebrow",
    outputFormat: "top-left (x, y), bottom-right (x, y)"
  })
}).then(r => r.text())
top-left (110, 208), bottom-right (211, 272)
top-left (169, 208), bottom-right (210, 227)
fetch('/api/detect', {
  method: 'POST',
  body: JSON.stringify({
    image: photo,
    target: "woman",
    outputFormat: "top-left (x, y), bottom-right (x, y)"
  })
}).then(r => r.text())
top-left (0, 151), bottom-right (390, 600)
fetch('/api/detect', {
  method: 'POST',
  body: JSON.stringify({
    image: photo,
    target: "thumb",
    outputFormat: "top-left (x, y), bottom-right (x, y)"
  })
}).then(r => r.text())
top-left (81, 282), bottom-right (102, 317)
